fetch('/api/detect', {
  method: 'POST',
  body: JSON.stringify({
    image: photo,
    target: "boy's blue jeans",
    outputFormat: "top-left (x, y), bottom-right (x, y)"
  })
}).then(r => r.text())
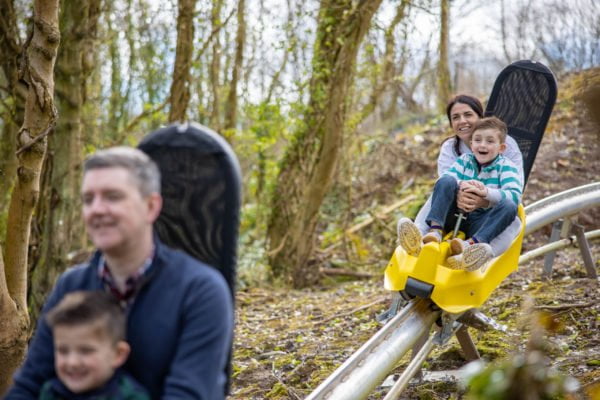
top-left (426, 175), bottom-right (518, 244)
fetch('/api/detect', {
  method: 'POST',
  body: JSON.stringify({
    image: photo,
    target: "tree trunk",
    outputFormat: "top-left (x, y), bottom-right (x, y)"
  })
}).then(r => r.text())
top-left (169, 0), bottom-right (196, 122)
top-left (0, 0), bottom-right (27, 236)
top-left (500, 0), bottom-right (511, 63)
top-left (0, 249), bottom-right (29, 395)
top-left (437, 0), bottom-right (452, 113)
top-left (358, 0), bottom-right (409, 125)
top-left (107, 5), bottom-right (123, 137)
top-left (208, 0), bottom-right (223, 131)
top-left (223, 0), bottom-right (246, 133)
top-left (0, 0), bottom-right (60, 393)
top-left (267, 0), bottom-right (383, 288)
top-left (0, 123), bottom-right (18, 224)
top-left (29, 0), bottom-right (100, 320)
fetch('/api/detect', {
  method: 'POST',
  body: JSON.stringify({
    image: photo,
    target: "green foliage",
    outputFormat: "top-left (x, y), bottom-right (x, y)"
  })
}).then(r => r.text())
top-left (239, 101), bottom-right (293, 212)
top-left (462, 355), bottom-right (579, 400)
top-left (235, 101), bottom-right (299, 285)
top-left (236, 215), bottom-right (271, 289)
top-left (462, 309), bottom-right (580, 400)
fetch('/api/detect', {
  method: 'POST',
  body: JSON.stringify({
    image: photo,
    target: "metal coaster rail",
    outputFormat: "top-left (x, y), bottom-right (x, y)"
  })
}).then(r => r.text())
top-left (306, 182), bottom-right (600, 400)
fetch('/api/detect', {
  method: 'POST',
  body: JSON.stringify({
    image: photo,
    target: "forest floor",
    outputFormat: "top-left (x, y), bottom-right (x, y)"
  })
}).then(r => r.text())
top-left (230, 71), bottom-right (600, 399)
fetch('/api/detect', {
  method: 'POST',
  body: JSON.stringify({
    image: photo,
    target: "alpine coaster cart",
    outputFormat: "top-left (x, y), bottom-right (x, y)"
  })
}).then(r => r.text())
top-left (385, 60), bottom-right (558, 314)
top-left (307, 60), bottom-right (558, 399)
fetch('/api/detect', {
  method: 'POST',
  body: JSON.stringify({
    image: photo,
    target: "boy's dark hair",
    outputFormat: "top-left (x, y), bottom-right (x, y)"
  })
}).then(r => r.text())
top-left (46, 291), bottom-right (125, 343)
top-left (472, 116), bottom-right (508, 143)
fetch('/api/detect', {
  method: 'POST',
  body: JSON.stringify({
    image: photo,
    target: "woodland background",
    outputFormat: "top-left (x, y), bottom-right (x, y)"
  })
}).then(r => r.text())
top-left (0, 0), bottom-right (599, 395)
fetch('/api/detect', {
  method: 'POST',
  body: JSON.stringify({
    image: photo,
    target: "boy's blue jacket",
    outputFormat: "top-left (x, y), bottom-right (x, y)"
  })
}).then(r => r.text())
top-left (39, 369), bottom-right (149, 400)
top-left (7, 238), bottom-right (233, 400)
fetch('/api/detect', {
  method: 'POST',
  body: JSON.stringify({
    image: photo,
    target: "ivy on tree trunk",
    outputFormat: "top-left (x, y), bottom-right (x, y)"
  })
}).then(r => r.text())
top-left (0, 0), bottom-right (27, 234)
top-left (28, 0), bottom-right (101, 321)
top-left (267, 0), bottom-right (383, 288)
top-left (0, 0), bottom-right (60, 393)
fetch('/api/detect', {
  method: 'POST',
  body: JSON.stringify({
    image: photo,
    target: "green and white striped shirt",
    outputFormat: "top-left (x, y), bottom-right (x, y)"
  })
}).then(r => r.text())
top-left (443, 153), bottom-right (523, 205)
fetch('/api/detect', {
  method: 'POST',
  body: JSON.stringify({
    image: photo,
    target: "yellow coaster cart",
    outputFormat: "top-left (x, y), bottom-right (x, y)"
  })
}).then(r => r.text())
top-left (384, 206), bottom-right (525, 314)
top-left (385, 59), bottom-right (558, 315)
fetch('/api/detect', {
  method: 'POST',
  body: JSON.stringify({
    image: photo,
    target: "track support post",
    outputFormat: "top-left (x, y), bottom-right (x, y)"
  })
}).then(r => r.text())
top-left (455, 326), bottom-right (480, 361)
top-left (572, 222), bottom-right (598, 279)
top-left (543, 219), bottom-right (564, 278)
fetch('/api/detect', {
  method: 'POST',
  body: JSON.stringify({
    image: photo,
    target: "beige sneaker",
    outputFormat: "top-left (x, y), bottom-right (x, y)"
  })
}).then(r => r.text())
top-left (446, 254), bottom-right (463, 270)
top-left (462, 243), bottom-right (494, 271)
top-left (422, 229), bottom-right (443, 244)
top-left (450, 238), bottom-right (469, 255)
top-left (397, 218), bottom-right (422, 257)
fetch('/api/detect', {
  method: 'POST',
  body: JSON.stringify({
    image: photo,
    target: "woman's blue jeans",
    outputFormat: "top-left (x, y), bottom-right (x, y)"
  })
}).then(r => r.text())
top-left (426, 175), bottom-right (518, 243)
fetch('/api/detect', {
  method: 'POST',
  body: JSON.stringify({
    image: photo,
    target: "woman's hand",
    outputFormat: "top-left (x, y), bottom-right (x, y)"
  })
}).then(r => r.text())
top-left (457, 181), bottom-right (489, 211)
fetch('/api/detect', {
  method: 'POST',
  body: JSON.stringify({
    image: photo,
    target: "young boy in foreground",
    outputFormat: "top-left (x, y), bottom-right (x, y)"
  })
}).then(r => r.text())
top-left (39, 291), bottom-right (149, 400)
top-left (398, 117), bottom-right (523, 270)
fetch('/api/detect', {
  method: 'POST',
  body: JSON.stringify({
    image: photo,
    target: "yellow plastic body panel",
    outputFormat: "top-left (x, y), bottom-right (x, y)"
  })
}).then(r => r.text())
top-left (384, 205), bottom-right (525, 314)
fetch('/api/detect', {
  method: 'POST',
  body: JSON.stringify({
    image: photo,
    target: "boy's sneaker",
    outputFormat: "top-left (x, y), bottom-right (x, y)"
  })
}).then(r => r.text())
top-left (422, 228), bottom-right (443, 244)
top-left (450, 238), bottom-right (470, 255)
top-left (462, 243), bottom-right (494, 271)
top-left (446, 254), bottom-right (463, 270)
top-left (397, 218), bottom-right (422, 257)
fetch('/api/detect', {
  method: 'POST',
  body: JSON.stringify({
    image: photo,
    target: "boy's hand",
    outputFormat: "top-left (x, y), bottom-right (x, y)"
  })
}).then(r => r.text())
top-left (461, 180), bottom-right (485, 190)
top-left (464, 184), bottom-right (487, 197)
top-left (458, 180), bottom-right (489, 211)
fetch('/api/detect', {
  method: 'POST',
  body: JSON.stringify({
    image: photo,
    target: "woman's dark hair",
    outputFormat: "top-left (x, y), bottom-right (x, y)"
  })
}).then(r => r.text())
top-left (445, 94), bottom-right (484, 156)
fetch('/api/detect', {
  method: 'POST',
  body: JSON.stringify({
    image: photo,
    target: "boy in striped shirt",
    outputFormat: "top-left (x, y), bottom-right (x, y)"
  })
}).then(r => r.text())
top-left (399, 117), bottom-right (522, 270)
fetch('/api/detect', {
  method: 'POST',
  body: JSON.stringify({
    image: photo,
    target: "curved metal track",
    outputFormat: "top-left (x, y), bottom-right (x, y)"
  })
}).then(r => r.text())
top-left (307, 183), bottom-right (600, 399)
top-left (524, 182), bottom-right (600, 234)
top-left (305, 299), bottom-right (440, 400)
top-left (519, 182), bottom-right (600, 263)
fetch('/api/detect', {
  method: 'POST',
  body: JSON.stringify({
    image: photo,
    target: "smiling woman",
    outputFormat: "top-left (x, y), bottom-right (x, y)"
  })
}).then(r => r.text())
top-left (439, 95), bottom-right (485, 176)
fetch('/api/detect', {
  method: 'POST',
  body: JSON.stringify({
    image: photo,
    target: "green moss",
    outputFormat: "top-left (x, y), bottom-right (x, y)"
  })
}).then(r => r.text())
top-left (265, 382), bottom-right (288, 398)
top-left (234, 347), bottom-right (258, 359)
top-left (497, 307), bottom-right (519, 321)
top-left (413, 381), bottom-right (460, 400)
top-left (272, 354), bottom-right (300, 370)
top-left (475, 332), bottom-right (513, 361)
top-left (308, 359), bottom-right (338, 383)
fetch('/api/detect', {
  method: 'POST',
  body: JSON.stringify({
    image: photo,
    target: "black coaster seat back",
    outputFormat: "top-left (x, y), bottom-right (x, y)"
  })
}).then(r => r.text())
top-left (139, 122), bottom-right (241, 395)
top-left (138, 122), bottom-right (241, 296)
top-left (484, 60), bottom-right (558, 185)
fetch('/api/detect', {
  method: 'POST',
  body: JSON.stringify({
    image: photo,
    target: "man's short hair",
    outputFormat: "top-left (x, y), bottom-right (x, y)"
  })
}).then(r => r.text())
top-left (46, 291), bottom-right (126, 343)
top-left (473, 116), bottom-right (508, 143)
top-left (84, 147), bottom-right (161, 196)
